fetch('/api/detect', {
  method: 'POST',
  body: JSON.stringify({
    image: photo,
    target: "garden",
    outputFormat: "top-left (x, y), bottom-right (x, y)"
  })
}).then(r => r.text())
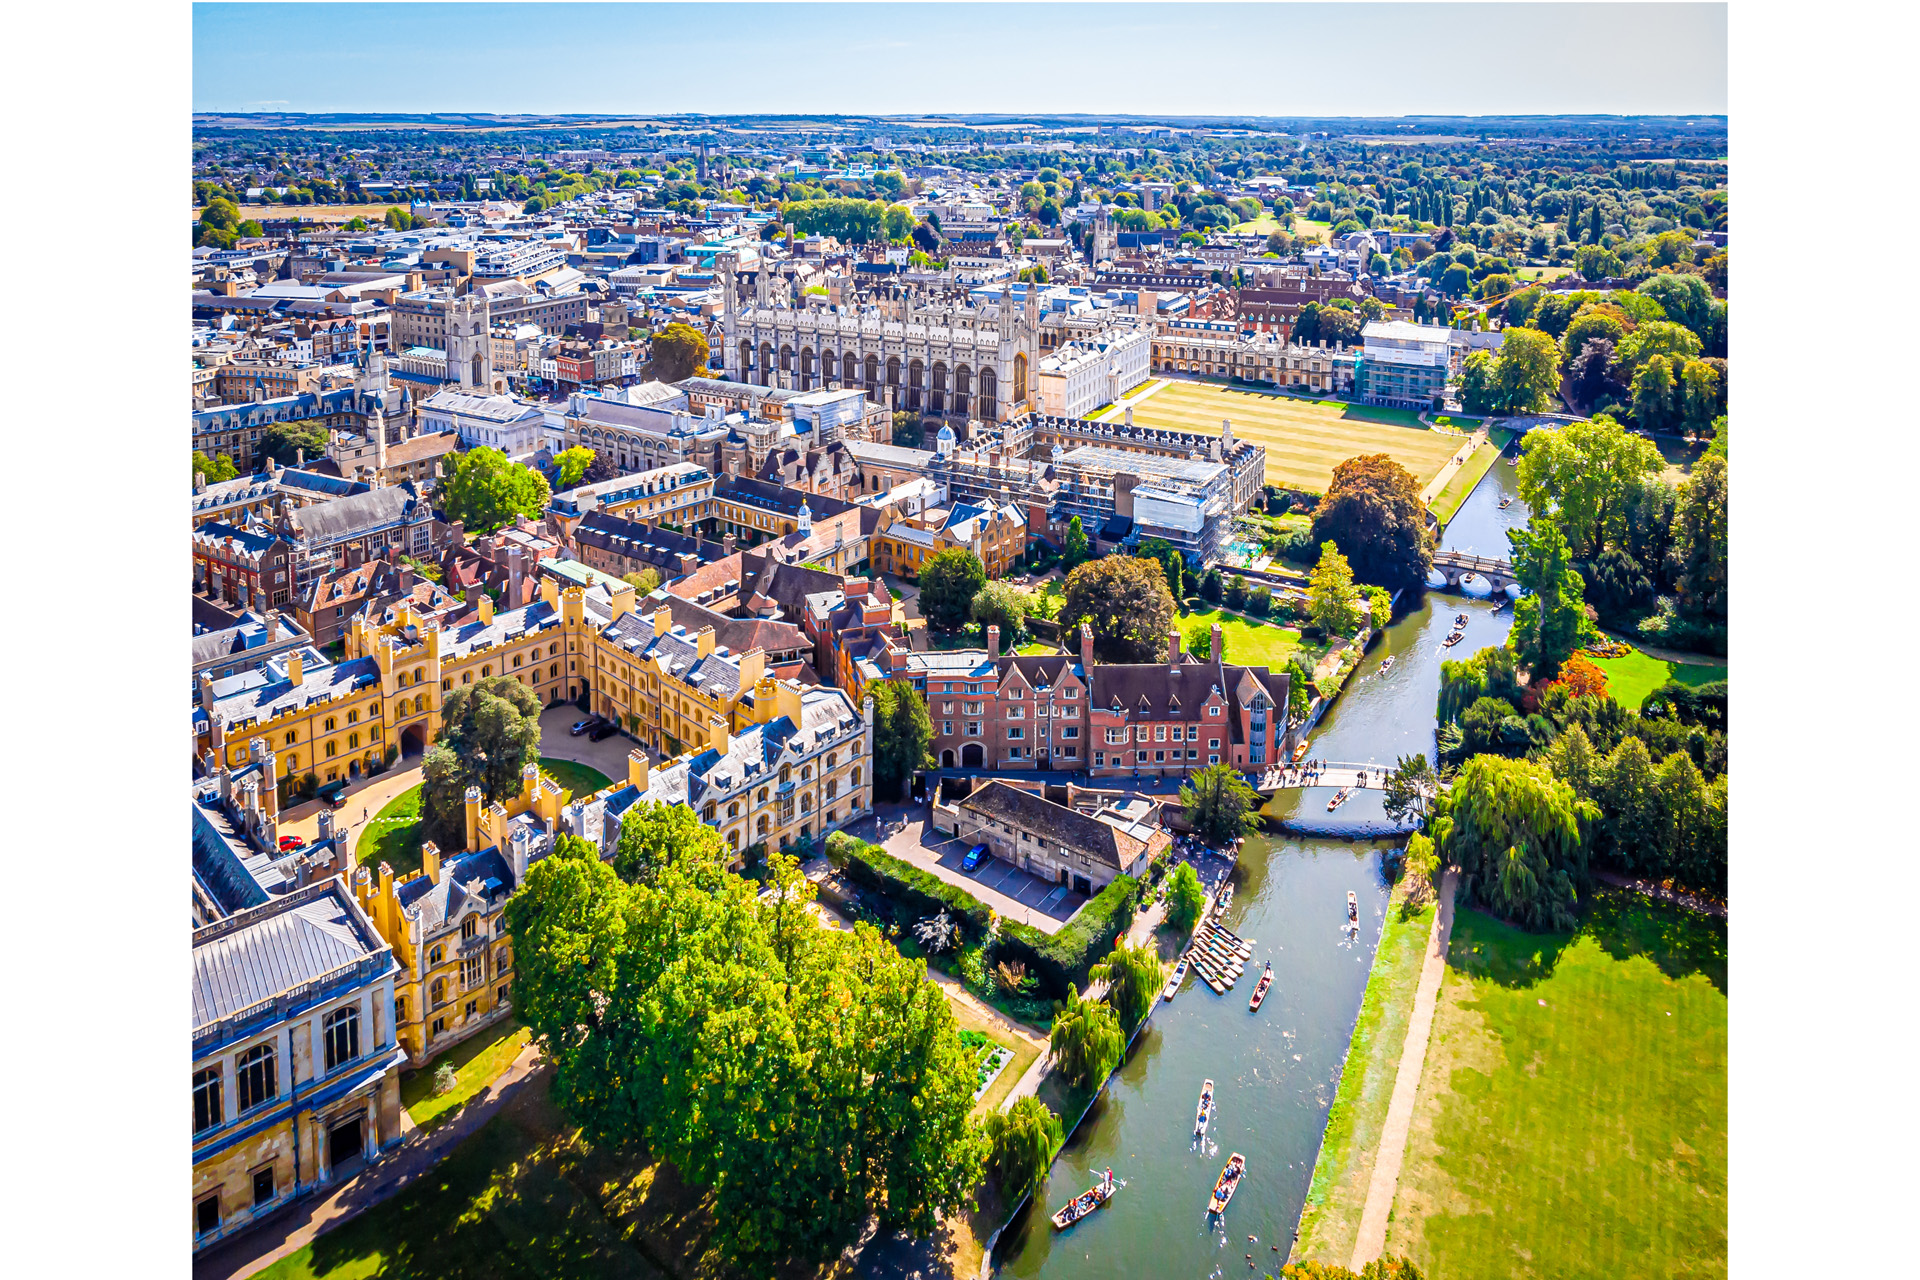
top-left (359, 758), bottom-right (614, 876)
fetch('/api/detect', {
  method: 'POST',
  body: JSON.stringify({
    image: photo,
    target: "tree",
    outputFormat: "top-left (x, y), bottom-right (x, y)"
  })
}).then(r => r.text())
top-left (1311, 454), bottom-right (1432, 592)
top-left (1515, 415), bottom-right (1666, 557)
top-left (1630, 354), bottom-right (1677, 433)
top-left (1572, 243), bottom-right (1624, 281)
top-left (1567, 337), bottom-right (1626, 411)
top-left (1401, 831), bottom-right (1440, 909)
top-left (1091, 939), bottom-right (1165, 1033)
top-left (1050, 986), bottom-right (1124, 1089)
top-left (1063, 514), bottom-right (1090, 567)
top-left (1180, 763), bottom-right (1263, 846)
top-left (552, 445), bottom-right (595, 491)
top-left (258, 419), bottom-right (330, 469)
top-left (1137, 537), bottom-right (1185, 601)
top-left (1457, 349), bottom-right (1498, 415)
top-left (919, 548), bottom-right (987, 632)
top-left (648, 321), bottom-right (710, 382)
top-left (1059, 556), bottom-right (1177, 663)
top-left (983, 1096), bottom-right (1061, 1203)
top-left (612, 799), bottom-right (725, 882)
top-left (442, 446), bottom-right (551, 535)
top-left (870, 679), bottom-right (933, 801)
top-left (892, 410), bottom-right (922, 448)
top-left (621, 567), bottom-right (661, 595)
top-left (1165, 861), bottom-right (1207, 931)
top-left (419, 676), bottom-right (543, 849)
top-left (1547, 653), bottom-right (1609, 700)
top-left (1557, 304), bottom-right (1630, 369)
top-left (1382, 754), bottom-right (1439, 826)
top-left (970, 580), bottom-right (1030, 642)
top-left (1489, 327), bottom-right (1562, 413)
top-left (1614, 319), bottom-right (1702, 376)
top-left (1671, 453), bottom-right (1728, 622)
top-left (1281, 1254), bottom-right (1427, 1280)
top-left (1284, 658), bottom-right (1314, 722)
top-left (507, 840), bottom-right (985, 1271)
top-left (1308, 541), bottom-right (1362, 636)
top-left (1506, 516), bottom-right (1586, 680)
top-left (581, 448), bottom-right (621, 485)
top-left (1637, 271), bottom-right (1713, 338)
top-left (191, 450), bottom-right (238, 485)
top-left (1593, 736), bottom-right (1661, 872)
top-left (1429, 755), bottom-right (1592, 933)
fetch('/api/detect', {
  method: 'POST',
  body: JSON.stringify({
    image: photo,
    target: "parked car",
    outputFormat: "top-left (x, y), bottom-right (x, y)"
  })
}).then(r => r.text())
top-left (569, 718), bottom-right (597, 737)
top-left (277, 835), bottom-right (305, 851)
top-left (962, 843), bottom-right (989, 872)
top-left (588, 722), bottom-right (619, 742)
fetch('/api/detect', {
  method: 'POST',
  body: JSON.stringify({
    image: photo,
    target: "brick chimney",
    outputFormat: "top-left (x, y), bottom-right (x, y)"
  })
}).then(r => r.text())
top-left (1210, 623), bottom-right (1224, 664)
top-left (1168, 628), bottom-right (1182, 665)
top-left (986, 624), bottom-right (1000, 660)
top-left (1079, 621), bottom-right (1095, 671)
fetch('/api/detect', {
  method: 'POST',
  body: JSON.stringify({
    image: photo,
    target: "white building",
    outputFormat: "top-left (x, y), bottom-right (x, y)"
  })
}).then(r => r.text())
top-left (419, 389), bottom-right (548, 459)
top-left (1036, 327), bottom-right (1153, 419)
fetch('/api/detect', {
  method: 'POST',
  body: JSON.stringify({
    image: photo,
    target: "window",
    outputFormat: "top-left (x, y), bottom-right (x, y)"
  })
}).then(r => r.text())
top-left (252, 1166), bottom-right (275, 1208)
top-left (1006, 727), bottom-right (1024, 740)
top-left (495, 947), bottom-right (511, 977)
top-left (283, 731), bottom-right (296, 746)
top-left (196, 1195), bottom-right (220, 1236)
top-left (193, 1067), bottom-right (223, 1134)
top-left (461, 916), bottom-right (478, 940)
top-left (462, 955), bottom-right (484, 989)
top-left (235, 1042), bottom-right (277, 1113)
top-left (346, 709), bottom-right (358, 725)
top-left (428, 944), bottom-right (444, 966)
top-left (323, 1005), bottom-right (360, 1071)
top-left (465, 999), bottom-right (479, 1020)
top-left (430, 978), bottom-right (447, 1007)
top-left (1209, 738), bottom-right (1222, 750)
top-left (323, 717), bottom-right (336, 732)
top-left (1209, 705), bottom-right (1222, 716)
top-left (431, 1016), bottom-right (445, 1037)
top-left (394, 996), bottom-right (407, 1024)
top-left (1154, 725), bottom-right (1167, 742)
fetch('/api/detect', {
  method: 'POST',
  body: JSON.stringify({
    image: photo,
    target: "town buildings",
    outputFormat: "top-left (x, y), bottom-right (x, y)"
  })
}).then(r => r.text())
top-left (1354, 319), bottom-right (1454, 408)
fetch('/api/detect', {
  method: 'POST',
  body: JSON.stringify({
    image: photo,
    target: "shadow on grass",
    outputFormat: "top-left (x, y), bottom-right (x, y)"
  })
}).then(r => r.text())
top-left (1447, 888), bottom-right (1727, 996)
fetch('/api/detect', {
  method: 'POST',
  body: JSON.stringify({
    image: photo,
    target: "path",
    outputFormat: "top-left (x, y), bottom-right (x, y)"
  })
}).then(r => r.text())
top-left (1418, 428), bottom-right (1489, 505)
top-left (1093, 377), bottom-right (1171, 422)
top-left (192, 1041), bottom-right (545, 1280)
top-left (1349, 869), bottom-right (1459, 1272)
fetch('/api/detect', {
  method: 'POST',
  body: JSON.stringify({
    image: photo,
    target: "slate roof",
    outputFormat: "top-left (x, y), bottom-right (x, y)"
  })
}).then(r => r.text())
top-left (192, 880), bottom-right (389, 1032)
top-left (661, 594), bottom-right (806, 657)
top-left (602, 606), bottom-right (745, 702)
top-left (398, 845), bottom-right (519, 933)
top-left (960, 781), bottom-right (1147, 872)
top-left (288, 482), bottom-right (426, 546)
top-left (637, 685), bottom-right (862, 808)
top-left (201, 651), bottom-right (381, 733)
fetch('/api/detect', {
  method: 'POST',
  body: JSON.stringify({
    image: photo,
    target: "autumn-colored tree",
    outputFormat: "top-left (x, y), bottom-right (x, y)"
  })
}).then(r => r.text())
top-left (1549, 654), bottom-right (1609, 700)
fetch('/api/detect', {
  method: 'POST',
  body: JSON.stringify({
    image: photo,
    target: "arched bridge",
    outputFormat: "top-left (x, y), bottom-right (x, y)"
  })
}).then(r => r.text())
top-left (1431, 550), bottom-right (1516, 593)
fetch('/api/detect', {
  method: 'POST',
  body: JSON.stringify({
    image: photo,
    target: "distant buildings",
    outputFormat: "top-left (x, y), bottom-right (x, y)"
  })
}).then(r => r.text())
top-left (1355, 320), bottom-right (1454, 408)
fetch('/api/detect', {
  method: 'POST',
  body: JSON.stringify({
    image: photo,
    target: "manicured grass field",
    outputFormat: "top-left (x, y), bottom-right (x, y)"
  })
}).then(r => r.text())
top-left (1014, 642), bottom-right (1060, 657)
top-left (1585, 649), bottom-right (1727, 711)
top-left (1294, 884), bottom-right (1438, 1264)
top-left (538, 757), bottom-right (614, 798)
top-left (1183, 604), bottom-right (1313, 669)
top-left (1386, 894), bottom-right (1727, 1279)
top-left (1115, 382), bottom-right (1465, 494)
top-left (401, 1019), bottom-right (532, 1132)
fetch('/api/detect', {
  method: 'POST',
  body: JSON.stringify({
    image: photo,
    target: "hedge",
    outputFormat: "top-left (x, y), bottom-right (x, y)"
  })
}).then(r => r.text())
top-left (825, 831), bottom-right (995, 941)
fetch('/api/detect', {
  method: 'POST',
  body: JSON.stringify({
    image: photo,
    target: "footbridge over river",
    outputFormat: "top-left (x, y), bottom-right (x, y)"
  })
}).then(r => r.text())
top-left (1431, 549), bottom-right (1516, 592)
top-left (1252, 761), bottom-right (1395, 795)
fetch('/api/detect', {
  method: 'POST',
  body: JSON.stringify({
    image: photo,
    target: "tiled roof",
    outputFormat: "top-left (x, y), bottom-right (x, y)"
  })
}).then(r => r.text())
top-left (203, 653), bottom-right (382, 732)
top-left (960, 781), bottom-right (1145, 871)
top-left (192, 880), bottom-right (387, 1032)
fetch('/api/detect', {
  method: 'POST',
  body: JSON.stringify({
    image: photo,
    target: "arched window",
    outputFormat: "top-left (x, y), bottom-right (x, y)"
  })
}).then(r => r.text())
top-left (369, 726), bottom-right (380, 742)
top-left (852, 767), bottom-right (862, 786)
top-left (285, 754), bottom-right (298, 771)
top-left (481, 665), bottom-right (492, 678)
top-left (346, 709), bottom-right (358, 725)
top-left (550, 664), bottom-right (559, 679)
top-left (284, 731), bottom-right (296, 746)
top-left (323, 717), bottom-right (337, 732)
top-left (429, 978), bottom-right (445, 1007)
top-left (325, 741), bottom-right (337, 758)
top-left (512, 654), bottom-right (522, 668)
top-left (428, 945), bottom-right (443, 966)
top-left (495, 948), bottom-right (510, 977)
top-left (347, 732), bottom-right (360, 750)
top-left (757, 815), bottom-right (769, 834)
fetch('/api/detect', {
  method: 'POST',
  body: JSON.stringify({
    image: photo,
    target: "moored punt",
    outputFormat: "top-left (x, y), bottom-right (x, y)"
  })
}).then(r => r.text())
top-left (1050, 1175), bottom-right (1114, 1229)
top-left (1248, 963), bottom-right (1274, 1012)
top-left (1161, 957), bottom-right (1189, 1001)
top-left (1208, 1153), bottom-right (1247, 1214)
top-left (1194, 1078), bottom-right (1215, 1140)
top-left (1292, 739), bottom-right (1311, 763)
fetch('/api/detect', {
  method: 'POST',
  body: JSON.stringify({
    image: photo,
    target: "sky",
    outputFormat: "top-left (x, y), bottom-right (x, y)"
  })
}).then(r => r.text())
top-left (193, 3), bottom-right (1727, 118)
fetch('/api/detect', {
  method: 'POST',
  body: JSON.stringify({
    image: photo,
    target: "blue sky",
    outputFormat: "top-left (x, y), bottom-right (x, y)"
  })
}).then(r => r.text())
top-left (193, 3), bottom-right (1727, 117)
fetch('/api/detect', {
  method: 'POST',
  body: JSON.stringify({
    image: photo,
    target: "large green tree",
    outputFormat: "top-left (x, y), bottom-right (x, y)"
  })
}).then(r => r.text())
top-left (192, 450), bottom-right (238, 485)
top-left (258, 419), bottom-right (331, 469)
top-left (1671, 453), bottom-right (1728, 622)
top-left (1063, 515), bottom-right (1090, 567)
top-left (919, 547), bottom-right (987, 632)
top-left (1430, 755), bottom-right (1594, 932)
top-left (1311, 454), bottom-right (1432, 591)
top-left (870, 679), bottom-right (933, 800)
top-left (1164, 860), bottom-right (1207, 931)
top-left (1514, 414), bottom-right (1666, 557)
top-left (1506, 515), bottom-right (1587, 680)
top-left (970, 580), bottom-right (1031, 642)
top-left (612, 798), bottom-right (722, 882)
top-left (442, 446), bottom-right (552, 534)
top-left (1049, 986), bottom-right (1124, 1089)
top-left (1090, 939), bottom-right (1165, 1033)
top-left (1059, 555), bottom-right (1177, 663)
top-left (648, 321), bottom-right (710, 382)
top-left (983, 1096), bottom-right (1061, 1204)
top-left (419, 676), bottom-right (543, 850)
top-left (1180, 762), bottom-right (1263, 846)
top-left (1489, 327), bottom-right (1562, 413)
top-left (1308, 541), bottom-right (1363, 635)
top-left (507, 843), bottom-right (986, 1270)
top-left (551, 445), bottom-right (595, 491)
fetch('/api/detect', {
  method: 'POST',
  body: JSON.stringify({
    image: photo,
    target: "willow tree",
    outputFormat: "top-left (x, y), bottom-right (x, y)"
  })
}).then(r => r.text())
top-left (983, 1096), bottom-right (1062, 1203)
top-left (1090, 938), bottom-right (1165, 1032)
top-left (1050, 985), bottom-right (1124, 1090)
top-left (1429, 755), bottom-right (1594, 933)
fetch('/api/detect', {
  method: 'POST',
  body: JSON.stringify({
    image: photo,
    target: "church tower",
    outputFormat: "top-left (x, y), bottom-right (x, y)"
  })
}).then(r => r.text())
top-left (447, 292), bottom-right (493, 393)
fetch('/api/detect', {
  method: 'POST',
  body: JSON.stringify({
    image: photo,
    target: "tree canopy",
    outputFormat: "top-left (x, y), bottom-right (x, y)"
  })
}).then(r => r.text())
top-left (1180, 763), bottom-right (1264, 846)
top-left (419, 676), bottom-right (543, 850)
top-left (507, 835), bottom-right (986, 1270)
top-left (1430, 754), bottom-right (1593, 932)
top-left (1308, 541), bottom-right (1363, 636)
top-left (442, 446), bottom-right (552, 535)
top-left (1091, 939), bottom-right (1165, 1033)
top-left (648, 322), bottom-right (710, 382)
top-left (1049, 985), bottom-right (1124, 1090)
top-left (1507, 515), bottom-right (1588, 679)
top-left (1514, 415), bottom-right (1666, 558)
top-left (1059, 555), bottom-right (1177, 663)
top-left (1164, 860), bottom-right (1207, 932)
top-left (919, 547), bottom-right (988, 632)
top-left (258, 419), bottom-right (331, 469)
top-left (870, 678), bottom-right (933, 801)
top-left (551, 445), bottom-right (594, 491)
top-left (1311, 454), bottom-right (1433, 591)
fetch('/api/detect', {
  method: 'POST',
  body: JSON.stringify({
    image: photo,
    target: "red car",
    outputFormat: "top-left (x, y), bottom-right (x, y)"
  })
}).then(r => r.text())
top-left (278, 835), bottom-right (306, 851)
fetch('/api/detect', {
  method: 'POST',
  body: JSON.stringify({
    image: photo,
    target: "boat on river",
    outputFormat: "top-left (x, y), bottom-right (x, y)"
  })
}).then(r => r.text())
top-left (1347, 891), bottom-right (1359, 921)
top-left (1050, 1174), bottom-right (1114, 1229)
top-left (1497, 495), bottom-right (1514, 509)
top-left (1195, 1079), bottom-right (1215, 1140)
top-left (1248, 963), bottom-right (1274, 1012)
top-left (1455, 612), bottom-right (1470, 626)
top-left (1441, 629), bottom-right (1465, 648)
top-left (1207, 1153), bottom-right (1247, 1214)
top-left (1377, 654), bottom-right (1395, 676)
top-left (1327, 788), bottom-right (1351, 812)
top-left (1292, 740), bottom-right (1311, 763)
top-left (1161, 957), bottom-right (1189, 1001)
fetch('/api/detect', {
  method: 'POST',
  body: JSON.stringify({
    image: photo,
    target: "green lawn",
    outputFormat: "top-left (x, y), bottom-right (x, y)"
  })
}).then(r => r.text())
top-left (1183, 604), bottom-right (1311, 669)
top-left (401, 1019), bottom-right (533, 1132)
top-left (1014, 642), bottom-right (1060, 657)
top-left (538, 757), bottom-right (614, 798)
top-left (361, 785), bottom-right (427, 876)
top-left (1585, 649), bottom-right (1727, 711)
top-left (1113, 381), bottom-right (1462, 494)
top-left (1387, 894), bottom-right (1727, 1279)
top-left (1294, 884), bottom-right (1438, 1264)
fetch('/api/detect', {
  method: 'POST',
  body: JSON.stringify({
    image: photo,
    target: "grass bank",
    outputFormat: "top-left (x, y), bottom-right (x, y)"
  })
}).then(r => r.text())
top-left (1427, 428), bottom-right (1513, 530)
top-left (1183, 603), bottom-right (1317, 670)
top-left (1292, 883), bottom-right (1438, 1264)
top-left (1385, 892), bottom-right (1727, 1278)
top-left (1585, 648), bottom-right (1727, 711)
top-left (400, 1018), bottom-right (532, 1133)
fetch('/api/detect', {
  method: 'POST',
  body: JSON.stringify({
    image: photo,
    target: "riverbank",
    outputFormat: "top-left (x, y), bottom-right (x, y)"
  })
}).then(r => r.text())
top-left (1290, 881), bottom-right (1437, 1264)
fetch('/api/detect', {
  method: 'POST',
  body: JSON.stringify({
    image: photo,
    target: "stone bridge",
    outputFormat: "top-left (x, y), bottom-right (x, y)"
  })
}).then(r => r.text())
top-left (1430, 550), bottom-right (1517, 593)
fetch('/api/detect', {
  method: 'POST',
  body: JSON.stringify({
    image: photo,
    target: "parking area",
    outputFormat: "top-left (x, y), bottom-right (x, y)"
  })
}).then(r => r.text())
top-left (845, 807), bottom-right (1089, 932)
top-left (537, 704), bottom-right (652, 782)
top-left (929, 832), bottom-right (1090, 923)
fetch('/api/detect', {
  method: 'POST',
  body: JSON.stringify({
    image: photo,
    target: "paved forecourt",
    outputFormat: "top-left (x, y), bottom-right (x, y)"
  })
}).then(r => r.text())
top-left (1118, 380), bottom-right (1466, 493)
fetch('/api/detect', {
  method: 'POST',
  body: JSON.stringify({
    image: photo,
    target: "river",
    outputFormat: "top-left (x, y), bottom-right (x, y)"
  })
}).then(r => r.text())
top-left (993, 458), bottom-right (1528, 1279)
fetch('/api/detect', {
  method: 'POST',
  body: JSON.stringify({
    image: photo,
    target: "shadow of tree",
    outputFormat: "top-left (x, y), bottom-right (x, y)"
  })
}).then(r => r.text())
top-left (1446, 888), bottom-right (1726, 995)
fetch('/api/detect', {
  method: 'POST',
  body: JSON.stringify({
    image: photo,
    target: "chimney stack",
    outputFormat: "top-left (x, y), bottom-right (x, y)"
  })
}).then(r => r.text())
top-left (986, 624), bottom-right (1000, 661)
top-left (421, 840), bottom-right (443, 885)
top-left (287, 651), bottom-right (303, 685)
top-left (1168, 628), bottom-right (1183, 666)
top-left (1210, 623), bottom-right (1224, 664)
top-left (628, 749), bottom-right (651, 792)
top-left (1080, 621), bottom-right (1095, 672)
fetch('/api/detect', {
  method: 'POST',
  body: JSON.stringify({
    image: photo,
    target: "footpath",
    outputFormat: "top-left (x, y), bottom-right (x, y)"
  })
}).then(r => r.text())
top-left (192, 1042), bottom-right (545, 1280)
top-left (1348, 869), bottom-right (1459, 1272)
